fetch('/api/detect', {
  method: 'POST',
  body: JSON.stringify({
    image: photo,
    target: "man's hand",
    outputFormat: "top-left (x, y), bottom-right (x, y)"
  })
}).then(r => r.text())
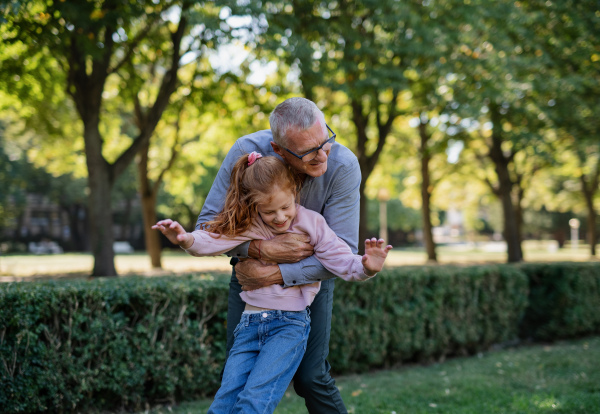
top-left (249, 233), bottom-right (313, 263)
top-left (235, 259), bottom-right (285, 291)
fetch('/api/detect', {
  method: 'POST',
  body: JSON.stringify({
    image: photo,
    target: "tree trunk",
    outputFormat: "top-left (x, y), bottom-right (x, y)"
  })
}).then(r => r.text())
top-left (581, 173), bottom-right (598, 257)
top-left (514, 182), bottom-right (525, 257)
top-left (138, 141), bottom-right (162, 269)
top-left (351, 97), bottom-right (396, 254)
top-left (586, 205), bottom-right (597, 257)
top-left (141, 192), bottom-right (161, 268)
top-left (488, 106), bottom-right (522, 263)
top-left (85, 128), bottom-right (117, 276)
top-left (419, 120), bottom-right (437, 262)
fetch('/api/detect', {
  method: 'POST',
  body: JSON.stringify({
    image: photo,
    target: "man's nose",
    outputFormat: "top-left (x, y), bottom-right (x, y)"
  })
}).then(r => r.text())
top-left (314, 147), bottom-right (328, 162)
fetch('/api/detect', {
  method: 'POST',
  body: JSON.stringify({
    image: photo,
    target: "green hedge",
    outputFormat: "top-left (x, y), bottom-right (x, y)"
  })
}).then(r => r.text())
top-left (518, 262), bottom-right (600, 341)
top-left (0, 275), bottom-right (229, 413)
top-left (329, 265), bottom-right (529, 373)
top-left (1, 262), bottom-right (599, 412)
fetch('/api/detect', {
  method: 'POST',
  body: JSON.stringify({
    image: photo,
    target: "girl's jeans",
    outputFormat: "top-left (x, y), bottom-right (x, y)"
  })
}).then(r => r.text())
top-left (208, 308), bottom-right (311, 414)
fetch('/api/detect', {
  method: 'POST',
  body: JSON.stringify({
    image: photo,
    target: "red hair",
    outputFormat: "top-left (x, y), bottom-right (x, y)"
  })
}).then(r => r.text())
top-left (203, 155), bottom-right (301, 237)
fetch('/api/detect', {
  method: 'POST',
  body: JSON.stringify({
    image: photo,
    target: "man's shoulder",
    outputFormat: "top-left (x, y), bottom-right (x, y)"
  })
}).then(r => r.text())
top-left (328, 143), bottom-right (359, 169)
top-left (235, 129), bottom-right (275, 155)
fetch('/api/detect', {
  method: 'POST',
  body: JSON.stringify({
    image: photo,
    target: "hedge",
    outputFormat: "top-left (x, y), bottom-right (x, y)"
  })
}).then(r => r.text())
top-left (1, 262), bottom-right (599, 412)
top-left (329, 264), bottom-right (529, 372)
top-left (518, 262), bottom-right (600, 341)
top-left (0, 275), bottom-right (229, 413)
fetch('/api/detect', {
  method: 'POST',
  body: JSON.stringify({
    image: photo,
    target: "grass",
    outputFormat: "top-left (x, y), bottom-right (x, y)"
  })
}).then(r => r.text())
top-left (1, 241), bottom-right (597, 281)
top-left (0, 251), bottom-right (233, 280)
top-left (141, 336), bottom-right (600, 414)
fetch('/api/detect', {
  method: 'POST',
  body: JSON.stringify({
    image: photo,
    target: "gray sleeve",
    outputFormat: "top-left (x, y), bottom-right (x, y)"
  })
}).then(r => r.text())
top-left (280, 156), bottom-right (361, 287)
top-left (195, 141), bottom-right (250, 258)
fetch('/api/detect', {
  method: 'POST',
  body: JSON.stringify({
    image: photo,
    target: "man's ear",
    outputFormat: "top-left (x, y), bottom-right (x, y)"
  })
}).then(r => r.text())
top-left (271, 141), bottom-right (284, 156)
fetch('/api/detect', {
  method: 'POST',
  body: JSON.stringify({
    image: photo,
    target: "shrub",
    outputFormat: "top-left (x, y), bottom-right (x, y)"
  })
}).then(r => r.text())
top-left (0, 275), bottom-right (229, 413)
top-left (519, 262), bottom-right (600, 341)
top-left (2, 262), bottom-right (599, 412)
top-left (330, 265), bottom-right (529, 372)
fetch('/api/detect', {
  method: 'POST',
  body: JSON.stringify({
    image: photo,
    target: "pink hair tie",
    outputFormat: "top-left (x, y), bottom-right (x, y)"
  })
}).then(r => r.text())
top-left (248, 151), bottom-right (263, 166)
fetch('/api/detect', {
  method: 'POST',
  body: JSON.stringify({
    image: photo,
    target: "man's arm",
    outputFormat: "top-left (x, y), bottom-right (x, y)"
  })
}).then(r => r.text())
top-left (271, 154), bottom-right (361, 287)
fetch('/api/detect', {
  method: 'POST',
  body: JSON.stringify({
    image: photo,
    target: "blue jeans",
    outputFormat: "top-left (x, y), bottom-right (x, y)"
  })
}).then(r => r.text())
top-left (226, 262), bottom-right (348, 413)
top-left (208, 309), bottom-right (311, 414)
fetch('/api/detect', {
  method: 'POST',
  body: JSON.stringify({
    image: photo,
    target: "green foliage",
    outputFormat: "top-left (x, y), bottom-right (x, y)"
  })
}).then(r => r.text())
top-left (519, 262), bottom-right (600, 341)
top-left (1, 263), bottom-right (599, 411)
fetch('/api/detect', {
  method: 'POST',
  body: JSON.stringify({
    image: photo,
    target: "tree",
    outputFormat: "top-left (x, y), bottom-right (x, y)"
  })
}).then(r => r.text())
top-left (1, 0), bottom-right (224, 275)
top-left (243, 0), bottom-right (471, 252)
top-left (132, 59), bottom-right (213, 268)
top-left (445, 0), bottom-right (565, 262)
top-left (525, 0), bottom-right (600, 256)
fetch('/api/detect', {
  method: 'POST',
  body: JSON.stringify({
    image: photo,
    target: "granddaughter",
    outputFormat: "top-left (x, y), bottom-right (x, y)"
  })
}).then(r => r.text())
top-left (153, 152), bottom-right (392, 414)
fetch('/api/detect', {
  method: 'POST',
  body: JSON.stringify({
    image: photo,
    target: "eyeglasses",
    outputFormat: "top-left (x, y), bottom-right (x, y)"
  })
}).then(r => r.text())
top-left (284, 124), bottom-right (336, 163)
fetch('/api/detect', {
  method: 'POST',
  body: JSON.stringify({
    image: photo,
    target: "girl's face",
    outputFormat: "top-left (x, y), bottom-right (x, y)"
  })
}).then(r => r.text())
top-left (256, 187), bottom-right (297, 233)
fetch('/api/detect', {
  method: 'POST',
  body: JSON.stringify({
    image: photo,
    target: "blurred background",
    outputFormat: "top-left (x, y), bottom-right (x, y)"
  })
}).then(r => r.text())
top-left (0, 0), bottom-right (598, 276)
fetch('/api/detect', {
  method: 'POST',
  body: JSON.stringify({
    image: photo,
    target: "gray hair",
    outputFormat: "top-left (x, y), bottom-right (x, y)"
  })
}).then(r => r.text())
top-left (269, 97), bottom-right (326, 147)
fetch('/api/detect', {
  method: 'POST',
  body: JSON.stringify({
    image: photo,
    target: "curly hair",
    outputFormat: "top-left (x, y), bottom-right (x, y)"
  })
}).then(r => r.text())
top-left (202, 155), bottom-right (302, 237)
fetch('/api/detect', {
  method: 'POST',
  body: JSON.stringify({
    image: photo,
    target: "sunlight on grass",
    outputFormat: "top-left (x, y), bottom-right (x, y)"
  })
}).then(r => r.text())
top-left (0, 252), bottom-right (232, 279)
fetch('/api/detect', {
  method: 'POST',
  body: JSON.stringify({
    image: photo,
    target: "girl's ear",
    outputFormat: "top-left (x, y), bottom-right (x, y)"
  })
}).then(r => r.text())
top-left (271, 141), bottom-right (284, 157)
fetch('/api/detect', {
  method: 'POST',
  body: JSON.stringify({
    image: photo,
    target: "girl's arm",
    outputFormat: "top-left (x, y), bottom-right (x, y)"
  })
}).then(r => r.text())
top-left (296, 208), bottom-right (391, 281)
top-left (361, 238), bottom-right (393, 276)
top-left (152, 219), bottom-right (193, 248)
top-left (152, 219), bottom-right (257, 257)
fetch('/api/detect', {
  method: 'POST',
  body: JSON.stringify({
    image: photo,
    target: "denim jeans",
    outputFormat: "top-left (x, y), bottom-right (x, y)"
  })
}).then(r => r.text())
top-left (208, 309), bottom-right (311, 414)
top-left (225, 261), bottom-right (348, 413)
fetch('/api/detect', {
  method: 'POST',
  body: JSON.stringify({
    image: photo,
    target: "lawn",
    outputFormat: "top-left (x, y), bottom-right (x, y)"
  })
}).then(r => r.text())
top-left (1, 241), bottom-right (597, 281)
top-left (141, 336), bottom-right (600, 414)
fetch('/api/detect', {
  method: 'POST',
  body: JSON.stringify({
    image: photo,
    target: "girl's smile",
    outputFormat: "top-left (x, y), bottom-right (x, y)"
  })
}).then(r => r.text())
top-left (257, 188), bottom-right (297, 233)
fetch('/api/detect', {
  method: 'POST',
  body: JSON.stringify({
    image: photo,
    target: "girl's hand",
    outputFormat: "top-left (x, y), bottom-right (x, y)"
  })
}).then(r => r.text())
top-left (361, 238), bottom-right (393, 276)
top-left (151, 219), bottom-right (194, 249)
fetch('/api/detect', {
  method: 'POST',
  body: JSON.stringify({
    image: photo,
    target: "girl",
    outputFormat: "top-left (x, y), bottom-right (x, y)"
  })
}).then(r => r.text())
top-left (153, 152), bottom-right (392, 414)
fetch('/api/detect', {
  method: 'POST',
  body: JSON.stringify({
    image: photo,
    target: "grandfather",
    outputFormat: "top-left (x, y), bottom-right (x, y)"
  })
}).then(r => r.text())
top-left (197, 97), bottom-right (360, 414)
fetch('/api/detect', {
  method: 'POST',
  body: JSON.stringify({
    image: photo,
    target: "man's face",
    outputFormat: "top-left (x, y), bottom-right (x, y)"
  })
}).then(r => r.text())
top-left (271, 120), bottom-right (330, 178)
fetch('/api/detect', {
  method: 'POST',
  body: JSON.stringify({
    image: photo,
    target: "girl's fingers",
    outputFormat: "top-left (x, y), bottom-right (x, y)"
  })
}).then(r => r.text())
top-left (365, 238), bottom-right (391, 250)
top-left (365, 237), bottom-right (378, 247)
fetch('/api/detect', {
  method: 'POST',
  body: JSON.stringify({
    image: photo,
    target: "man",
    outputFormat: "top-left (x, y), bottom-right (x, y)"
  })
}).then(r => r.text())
top-left (197, 97), bottom-right (360, 413)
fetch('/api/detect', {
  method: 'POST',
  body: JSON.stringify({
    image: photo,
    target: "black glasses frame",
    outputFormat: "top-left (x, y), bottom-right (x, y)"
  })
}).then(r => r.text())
top-left (284, 124), bottom-right (337, 162)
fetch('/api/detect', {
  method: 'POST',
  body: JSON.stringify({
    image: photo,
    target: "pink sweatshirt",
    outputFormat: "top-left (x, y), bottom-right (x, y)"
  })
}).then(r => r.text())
top-left (184, 205), bottom-right (373, 311)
